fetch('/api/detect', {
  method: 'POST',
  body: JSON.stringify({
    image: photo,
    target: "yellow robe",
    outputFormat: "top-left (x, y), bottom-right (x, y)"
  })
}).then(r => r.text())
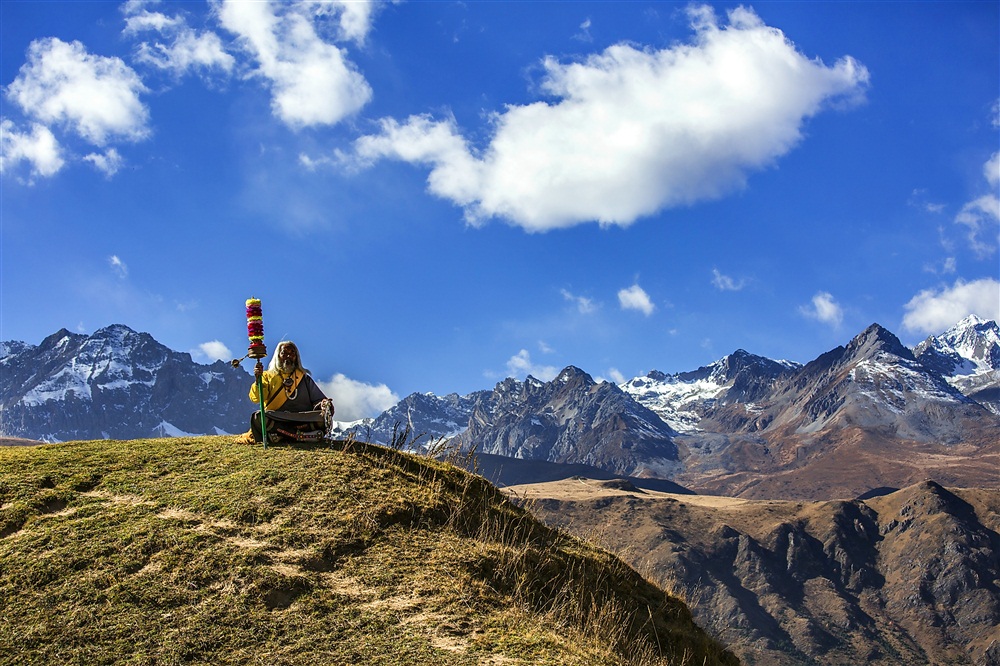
top-left (249, 369), bottom-right (304, 411)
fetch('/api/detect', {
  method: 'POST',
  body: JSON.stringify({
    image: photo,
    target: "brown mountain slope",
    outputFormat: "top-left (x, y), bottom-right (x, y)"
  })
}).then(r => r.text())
top-left (676, 425), bottom-right (1000, 500)
top-left (507, 478), bottom-right (1000, 666)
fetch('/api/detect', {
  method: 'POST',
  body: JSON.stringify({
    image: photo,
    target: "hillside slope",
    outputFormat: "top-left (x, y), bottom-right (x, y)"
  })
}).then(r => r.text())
top-left (0, 436), bottom-right (736, 666)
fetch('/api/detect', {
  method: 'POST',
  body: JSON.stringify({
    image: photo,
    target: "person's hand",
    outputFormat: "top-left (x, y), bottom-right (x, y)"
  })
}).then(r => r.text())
top-left (254, 362), bottom-right (263, 379)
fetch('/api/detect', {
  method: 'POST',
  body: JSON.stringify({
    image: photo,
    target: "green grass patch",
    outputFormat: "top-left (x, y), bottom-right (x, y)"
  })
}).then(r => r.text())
top-left (0, 436), bottom-right (737, 665)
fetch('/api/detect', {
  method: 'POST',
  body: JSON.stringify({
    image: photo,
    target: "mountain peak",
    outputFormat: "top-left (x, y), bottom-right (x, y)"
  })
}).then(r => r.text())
top-left (956, 313), bottom-right (989, 328)
top-left (846, 323), bottom-right (912, 361)
top-left (94, 323), bottom-right (138, 336)
top-left (913, 315), bottom-right (1000, 383)
top-left (556, 365), bottom-right (594, 385)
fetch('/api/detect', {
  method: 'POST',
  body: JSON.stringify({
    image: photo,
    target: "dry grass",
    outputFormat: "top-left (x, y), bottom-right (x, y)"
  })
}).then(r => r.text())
top-left (0, 435), bottom-right (736, 666)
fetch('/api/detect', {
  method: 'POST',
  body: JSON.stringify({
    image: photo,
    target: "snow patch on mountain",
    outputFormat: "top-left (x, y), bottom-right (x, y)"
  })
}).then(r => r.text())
top-left (21, 365), bottom-right (93, 406)
top-left (155, 421), bottom-right (199, 437)
top-left (621, 373), bottom-right (725, 432)
top-left (912, 315), bottom-right (1000, 415)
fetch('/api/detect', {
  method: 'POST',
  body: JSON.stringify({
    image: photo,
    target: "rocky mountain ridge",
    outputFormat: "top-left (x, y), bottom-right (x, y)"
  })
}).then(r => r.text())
top-left (460, 366), bottom-right (680, 478)
top-left (354, 317), bottom-right (999, 498)
top-left (0, 325), bottom-right (251, 441)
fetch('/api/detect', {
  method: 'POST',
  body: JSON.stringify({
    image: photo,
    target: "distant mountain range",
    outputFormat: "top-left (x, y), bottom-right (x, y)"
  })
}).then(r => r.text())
top-left (4, 317), bottom-right (998, 498)
top-left (0, 325), bottom-right (251, 441)
top-left (342, 315), bottom-right (1000, 498)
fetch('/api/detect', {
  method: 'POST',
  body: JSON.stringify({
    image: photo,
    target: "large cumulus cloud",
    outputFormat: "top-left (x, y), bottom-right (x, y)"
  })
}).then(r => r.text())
top-left (352, 5), bottom-right (869, 232)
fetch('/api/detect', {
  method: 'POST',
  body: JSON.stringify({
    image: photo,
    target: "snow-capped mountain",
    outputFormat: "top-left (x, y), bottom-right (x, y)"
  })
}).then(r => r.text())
top-left (621, 350), bottom-right (800, 432)
top-left (461, 366), bottom-right (680, 478)
top-left (913, 314), bottom-right (1000, 415)
top-left (334, 390), bottom-right (486, 447)
top-left (1, 325), bottom-right (252, 441)
top-left (618, 322), bottom-right (999, 498)
top-left (761, 323), bottom-right (980, 439)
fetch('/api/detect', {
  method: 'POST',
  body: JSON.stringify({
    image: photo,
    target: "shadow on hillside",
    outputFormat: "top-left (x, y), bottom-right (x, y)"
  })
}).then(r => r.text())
top-left (262, 437), bottom-right (696, 495)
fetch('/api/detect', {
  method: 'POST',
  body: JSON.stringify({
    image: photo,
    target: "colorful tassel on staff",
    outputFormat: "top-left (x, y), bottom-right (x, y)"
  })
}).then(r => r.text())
top-left (246, 298), bottom-right (269, 448)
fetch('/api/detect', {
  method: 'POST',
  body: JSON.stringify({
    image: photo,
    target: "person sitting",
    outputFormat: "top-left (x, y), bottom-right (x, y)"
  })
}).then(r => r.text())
top-left (242, 341), bottom-right (333, 444)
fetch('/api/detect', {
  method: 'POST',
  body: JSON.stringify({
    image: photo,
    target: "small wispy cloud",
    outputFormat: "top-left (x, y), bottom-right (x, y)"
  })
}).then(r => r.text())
top-left (908, 188), bottom-right (946, 214)
top-left (953, 109), bottom-right (999, 256)
top-left (711, 268), bottom-right (746, 291)
top-left (193, 340), bottom-right (232, 363)
top-left (108, 255), bottom-right (129, 278)
top-left (618, 284), bottom-right (655, 316)
top-left (123, 1), bottom-right (235, 80)
top-left (561, 288), bottom-right (597, 314)
top-left (507, 349), bottom-right (559, 382)
top-left (922, 255), bottom-right (957, 276)
top-left (598, 367), bottom-right (625, 385)
top-left (799, 291), bottom-right (843, 327)
top-left (84, 148), bottom-right (123, 177)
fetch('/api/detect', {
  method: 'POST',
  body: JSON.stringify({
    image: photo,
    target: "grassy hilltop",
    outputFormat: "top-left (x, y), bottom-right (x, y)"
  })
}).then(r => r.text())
top-left (0, 436), bottom-right (736, 666)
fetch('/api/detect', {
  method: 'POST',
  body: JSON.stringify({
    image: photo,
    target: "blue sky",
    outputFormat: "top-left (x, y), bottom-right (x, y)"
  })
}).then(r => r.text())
top-left (2, 1), bottom-right (998, 420)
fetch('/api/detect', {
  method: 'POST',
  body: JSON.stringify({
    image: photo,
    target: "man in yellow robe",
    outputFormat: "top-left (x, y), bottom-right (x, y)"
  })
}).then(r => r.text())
top-left (237, 341), bottom-right (333, 444)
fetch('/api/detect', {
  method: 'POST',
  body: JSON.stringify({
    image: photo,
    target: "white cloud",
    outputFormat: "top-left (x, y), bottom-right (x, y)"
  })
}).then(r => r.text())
top-left (985, 151), bottom-right (1000, 188)
top-left (317, 373), bottom-right (399, 421)
top-left (618, 284), bottom-right (655, 316)
top-left (194, 340), bottom-right (233, 363)
top-left (799, 291), bottom-right (843, 327)
top-left (506, 349), bottom-right (559, 382)
top-left (902, 278), bottom-right (1000, 335)
top-left (311, 0), bottom-right (379, 45)
top-left (134, 27), bottom-right (235, 77)
top-left (954, 151), bottom-right (1000, 258)
top-left (711, 268), bottom-right (746, 291)
top-left (600, 367), bottom-right (626, 385)
top-left (122, 0), bottom-right (235, 78)
top-left (108, 255), bottom-right (129, 278)
top-left (561, 288), bottom-right (597, 314)
top-left (123, 5), bottom-right (184, 34)
top-left (351, 4), bottom-right (868, 232)
top-left (84, 148), bottom-right (123, 176)
top-left (217, 0), bottom-right (372, 128)
top-left (0, 120), bottom-right (65, 178)
top-left (7, 38), bottom-right (149, 146)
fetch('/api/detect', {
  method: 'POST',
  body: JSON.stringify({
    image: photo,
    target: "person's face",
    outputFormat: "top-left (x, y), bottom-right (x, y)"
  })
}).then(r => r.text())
top-left (279, 345), bottom-right (297, 365)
